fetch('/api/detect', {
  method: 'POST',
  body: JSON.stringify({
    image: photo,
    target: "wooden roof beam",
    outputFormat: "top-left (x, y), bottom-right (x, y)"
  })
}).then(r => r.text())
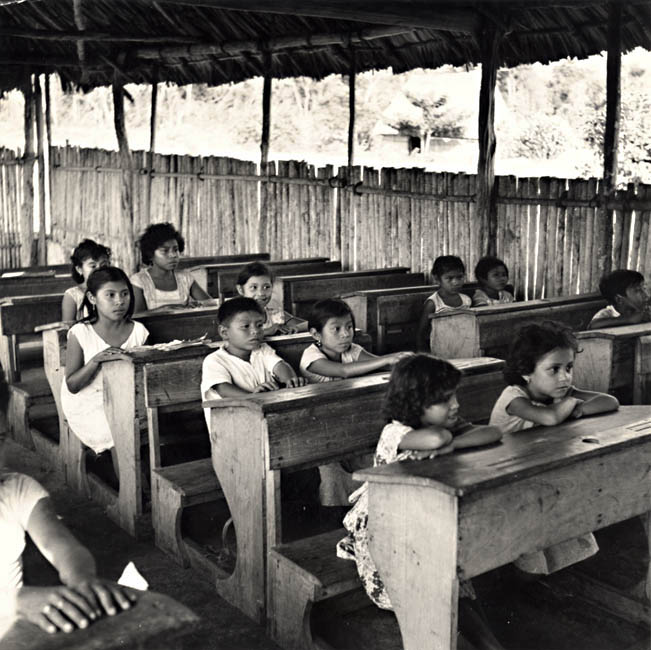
top-left (148, 0), bottom-right (480, 33)
top-left (0, 26), bottom-right (201, 43)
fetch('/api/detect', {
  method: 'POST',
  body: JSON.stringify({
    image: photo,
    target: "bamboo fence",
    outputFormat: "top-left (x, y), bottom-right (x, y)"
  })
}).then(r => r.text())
top-left (0, 148), bottom-right (26, 269)
top-left (2, 144), bottom-right (649, 300)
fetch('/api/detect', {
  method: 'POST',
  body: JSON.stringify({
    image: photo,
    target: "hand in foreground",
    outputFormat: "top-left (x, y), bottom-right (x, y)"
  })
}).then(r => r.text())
top-left (388, 351), bottom-right (415, 365)
top-left (92, 347), bottom-right (131, 364)
top-left (282, 377), bottom-right (308, 388)
top-left (253, 379), bottom-right (280, 393)
top-left (570, 400), bottom-right (585, 419)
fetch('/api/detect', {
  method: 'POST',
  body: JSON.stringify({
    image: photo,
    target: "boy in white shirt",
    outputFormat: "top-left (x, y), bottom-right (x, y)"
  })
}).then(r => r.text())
top-left (201, 297), bottom-right (307, 426)
top-left (590, 269), bottom-right (650, 329)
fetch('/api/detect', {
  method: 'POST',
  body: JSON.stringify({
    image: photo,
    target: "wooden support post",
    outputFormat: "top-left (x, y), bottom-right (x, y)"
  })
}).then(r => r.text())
top-left (347, 47), bottom-right (356, 174)
top-left (476, 21), bottom-right (502, 258)
top-left (146, 78), bottom-right (158, 225)
top-left (598, 1), bottom-right (622, 279)
top-left (34, 75), bottom-right (47, 265)
top-left (259, 49), bottom-right (272, 252)
top-left (44, 74), bottom-right (54, 239)
top-left (21, 76), bottom-right (35, 267)
top-left (112, 76), bottom-right (136, 272)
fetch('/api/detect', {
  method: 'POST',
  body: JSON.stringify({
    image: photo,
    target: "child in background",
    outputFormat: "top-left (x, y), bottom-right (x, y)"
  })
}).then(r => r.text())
top-left (300, 299), bottom-right (413, 506)
top-left (489, 321), bottom-right (619, 574)
top-left (300, 299), bottom-right (411, 383)
top-left (417, 255), bottom-right (472, 350)
top-left (589, 269), bottom-right (650, 329)
top-left (472, 256), bottom-right (515, 307)
top-left (61, 239), bottom-right (111, 322)
top-left (61, 268), bottom-right (149, 484)
top-left (131, 222), bottom-right (212, 312)
top-left (337, 355), bottom-right (503, 650)
top-left (201, 297), bottom-right (307, 426)
top-left (235, 262), bottom-right (307, 336)
top-left (0, 433), bottom-right (136, 634)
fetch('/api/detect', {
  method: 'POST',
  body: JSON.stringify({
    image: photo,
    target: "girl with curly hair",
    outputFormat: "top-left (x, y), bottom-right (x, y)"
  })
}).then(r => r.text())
top-left (337, 354), bottom-right (502, 649)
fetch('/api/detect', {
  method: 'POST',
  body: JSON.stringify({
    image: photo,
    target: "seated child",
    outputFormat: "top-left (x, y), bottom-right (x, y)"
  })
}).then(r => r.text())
top-left (337, 355), bottom-right (503, 650)
top-left (417, 255), bottom-right (472, 350)
top-left (0, 432), bottom-right (135, 635)
top-left (589, 269), bottom-right (650, 329)
top-left (300, 299), bottom-right (413, 505)
top-left (131, 222), bottom-right (212, 312)
top-left (201, 297), bottom-right (307, 427)
top-left (472, 256), bottom-right (515, 307)
top-left (61, 239), bottom-right (111, 322)
top-left (489, 321), bottom-right (619, 574)
top-left (235, 262), bottom-right (307, 336)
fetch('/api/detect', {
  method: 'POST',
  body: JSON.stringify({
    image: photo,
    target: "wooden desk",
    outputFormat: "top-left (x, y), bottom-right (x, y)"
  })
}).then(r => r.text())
top-left (356, 407), bottom-right (651, 650)
top-left (0, 274), bottom-right (72, 299)
top-left (0, 589), bottom-right (199, 650)
top-left (575, 323), bottom-right (651, 404)
top-left (430, 293), bottom-right (606, 359)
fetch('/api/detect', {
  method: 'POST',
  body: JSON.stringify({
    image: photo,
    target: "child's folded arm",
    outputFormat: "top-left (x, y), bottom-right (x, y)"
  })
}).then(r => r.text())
top-left (214, 382), bottom-right (252, 398)
top-left (506, 395), bottom-right (581, 427)
top-left (568, 387), bottom-right (619, 415)
top-left (452, 424), bottom-right (502, 448)
top-left (398, 426), bottom-right (453, 451)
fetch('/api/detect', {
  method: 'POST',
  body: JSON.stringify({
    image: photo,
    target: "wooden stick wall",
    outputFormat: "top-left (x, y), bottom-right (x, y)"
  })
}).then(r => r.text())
top-left (3, 144), bottom-right (649, 299)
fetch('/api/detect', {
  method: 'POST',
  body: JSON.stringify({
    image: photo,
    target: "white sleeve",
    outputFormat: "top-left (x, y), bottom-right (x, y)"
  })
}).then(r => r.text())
top-left (6, 474), bottom-right (49, 530)
top-left (132, 321), bottom-right (149, 346)
top-left (201, 352), bottom-right (233, 399)
top-left (259, 343), bottom-right (286, 374)
top-left (299, 344), bottom-right (326, 373)
top-left (129, 271), bottom-right (144, 289)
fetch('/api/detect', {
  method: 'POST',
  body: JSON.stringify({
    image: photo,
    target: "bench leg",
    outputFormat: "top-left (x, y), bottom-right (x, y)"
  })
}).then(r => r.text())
top-left (268, 553), bottom-right (315, 650)
top-left (152, 472), bottom-right (189, 567)
top-left (7, 388), bottom-right (34, 449)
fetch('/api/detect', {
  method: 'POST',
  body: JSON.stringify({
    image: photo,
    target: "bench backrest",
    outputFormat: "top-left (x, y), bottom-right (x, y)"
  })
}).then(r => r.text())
top-left (430, 293), bottom-right (607, 359)
top-left (0, 274), bottom-right (72, 298)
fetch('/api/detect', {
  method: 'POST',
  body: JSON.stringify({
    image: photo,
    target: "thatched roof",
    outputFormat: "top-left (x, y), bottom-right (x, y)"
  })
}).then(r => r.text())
top-left (1, 1), bottom-right (650, 93)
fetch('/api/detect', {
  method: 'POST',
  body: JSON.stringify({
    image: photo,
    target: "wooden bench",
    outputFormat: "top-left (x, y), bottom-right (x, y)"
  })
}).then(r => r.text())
top-left (0, 274), bottom-right (73, 299)
top-left (273, 267), bottom-right (425, 320)
top-left (199, 357), bottom-right (505, 625)
top-left (190, 257), bottom-right (341, 299)
top-left (0, 589), bottom-right (199, 650)
top-left (355, 407), bottom-right (651, 650)
top-left (574, 323), bottom-right (651, 404)
top-left (430, 293), bottom-right (607, 359)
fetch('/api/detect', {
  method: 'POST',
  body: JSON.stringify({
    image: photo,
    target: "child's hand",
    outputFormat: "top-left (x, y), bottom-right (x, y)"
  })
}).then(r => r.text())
top-left (387, 351), bottom-right (415, 365)
top-left (91, 347), bottom-right (131, 364)
top-left (282, 377), bottom-right (308, 388)
top-left (253, 379), bottom-right (280, 393)
top-left (65, 576), bottom-right (137, 618)
top-left (570, 400), bottom-right (585, 419)
top-left (277, 324), bottom-right (298, 335)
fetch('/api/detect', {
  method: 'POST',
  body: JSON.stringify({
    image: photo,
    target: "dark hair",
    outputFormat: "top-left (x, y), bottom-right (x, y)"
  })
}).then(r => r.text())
top-left (82, 266), bottom-right (135, 323)
top-left (503, 321), bottom-right (580, 386)
top-left (475, 256), bottom-right (508, 282)
top-left (137, 222), bottom-right (185, 266)
top-left (599, 269), bottom-right (645, 306)
top-left (70, 239), bottom-right (112, 284)
top-left (431, 255), bottom-right (465, 279)
top-left (237, 262), bottom-right (274, 287)
top-left (384, 354), bottom-right (461, 429)
top-left (218, 296), bottom-right (264, 327)
top-left (308, 298), bottom-right (356, 333)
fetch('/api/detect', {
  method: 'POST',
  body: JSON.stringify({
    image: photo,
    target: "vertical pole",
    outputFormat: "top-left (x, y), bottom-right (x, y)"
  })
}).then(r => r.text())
top-left (44, 74), bottom-right (54, 247)
top-left (599, 1), bottom-right (621, 278)
top-left (34, 75), bottom-right (47, 265)
top-left (259, 49), bottom-right (272, 253)
top-left (112, 76), bottom-right (136, 272)
top-left (476, 22), bottom-right (501, 258)
top-left (21, 76), bottom-right (36, 267)
top-left (146, 79), bottom-right (158, 225)
top-left (347, 46), bottom-right (356, 174)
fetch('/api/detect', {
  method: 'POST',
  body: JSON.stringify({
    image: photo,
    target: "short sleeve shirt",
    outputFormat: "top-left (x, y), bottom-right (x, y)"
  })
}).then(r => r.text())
top-left (589, 304), bottom-right (620, 325)
top-left (472, 288), bottom-right (515, 307)
top-left (299, 342), bottom-right (364, 383)
top-left (63, 285), bottom-right (88, 321)
top-left (130, 268), bottom-right (195, 310)
top-left (0, 473), bottom-right (49, 591)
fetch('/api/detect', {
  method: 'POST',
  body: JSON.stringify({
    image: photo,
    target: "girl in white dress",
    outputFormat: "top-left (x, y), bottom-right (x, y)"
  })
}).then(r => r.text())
top-left (472, 256), bottom-right (515, 307)
top-left (61, 267), bottom-right (149, 483)
top-left (61, 239), bottom-right (111, 322)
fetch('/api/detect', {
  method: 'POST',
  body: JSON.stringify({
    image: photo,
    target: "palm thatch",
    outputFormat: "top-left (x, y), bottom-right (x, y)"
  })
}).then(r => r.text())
top-left (0, 1), bottom-right (649, 93)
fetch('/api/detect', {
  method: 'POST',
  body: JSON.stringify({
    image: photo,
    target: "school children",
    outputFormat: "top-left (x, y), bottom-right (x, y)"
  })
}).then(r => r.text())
top-left (61, 267), bottom-right (149, 484)
top-left (489, 321), bottom-right (619, 574)
top-left (131, 223), bottom-right (212, 312)
top-left (61, 239), bottom-right (111, 322)
top-left (472, 256), bottom-right (515, 307)
top-left (337, 355), bottom-right (503, 649)
top-left (589, 269), bottom-right (651, 329)
top-left (235, 261), bottom-right (307, 335)
top-left (200, 297), bottom-right (307, 425)
top-left (417, 255), bottom-right (472, 349)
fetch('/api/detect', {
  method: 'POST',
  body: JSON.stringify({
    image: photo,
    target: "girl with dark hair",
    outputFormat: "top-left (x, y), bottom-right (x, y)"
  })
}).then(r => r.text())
top-left (337, 354), bottom-right (502, 649)
top-left (61, 239), bottom-right (111, 322)
top-left (61, 267), bottom-right (149, 481)
top-left (130, 222), bottom-right (211, 312)
top-left (489, 321), bottom-right (618, 576)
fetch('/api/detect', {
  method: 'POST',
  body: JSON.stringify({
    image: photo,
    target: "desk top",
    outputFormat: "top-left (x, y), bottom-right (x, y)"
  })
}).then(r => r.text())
top-left (0, 590), bottom-right (199, 650)
top-left (356, 406), bottom-right (651, 496)
top-left (577, 322), bottom-right (651, 340)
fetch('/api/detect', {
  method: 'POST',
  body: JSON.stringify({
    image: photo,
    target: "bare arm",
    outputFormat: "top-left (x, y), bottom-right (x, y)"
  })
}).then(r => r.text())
top-left (506, 395), bottom-right (583, 427)
top-left (189, 280), bottom-right (212, 302)
top-left (452, 424), bottom-right (502, 448)
top-left (417, 299), bottom-right (436, 351)
top-left (61, 294), bottom-right (78, 322)
top-left (131, 285), bottom-right (147, 313)
top-left (272, 360), bottom-right (308, 387)
top-left (306, 350), bottom-right (410, 379)
top-left (569, 387), bottom-right (619, 416)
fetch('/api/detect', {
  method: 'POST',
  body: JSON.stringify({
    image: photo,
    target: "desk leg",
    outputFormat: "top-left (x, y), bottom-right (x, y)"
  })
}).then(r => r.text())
top-left (634, 335), bottom-right (651, 404)
top-left (367, 483), bottom-right (459, 650)
top-left (644, 512), bottom-right (651, 604)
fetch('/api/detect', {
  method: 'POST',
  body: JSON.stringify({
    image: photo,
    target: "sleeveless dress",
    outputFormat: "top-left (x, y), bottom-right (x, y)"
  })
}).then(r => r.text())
top-left (130, 268), bottom-right (195, 310)
top-left (63, 285), bottom-right (88, 321)
top-left (61, 321), bottom-right (149, 453)
top-left (426, 290), bottom-right (472, 313)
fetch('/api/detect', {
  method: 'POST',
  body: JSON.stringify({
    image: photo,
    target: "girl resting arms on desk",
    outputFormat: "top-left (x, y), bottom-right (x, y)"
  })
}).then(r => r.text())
top-left (489, 321), bottom-right (619, 574)
top-left (338, 354), bottom-right (503, 650)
